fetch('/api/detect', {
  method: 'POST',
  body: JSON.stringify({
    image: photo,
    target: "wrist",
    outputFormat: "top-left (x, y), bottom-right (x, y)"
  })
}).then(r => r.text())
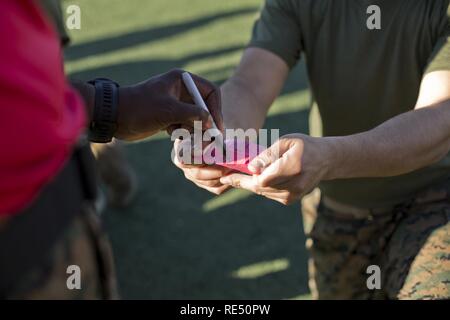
top-left (115, 85), bottom-right (134, 139)
top-left (87, 78), bottom-right (120, 143)
top-left (319, 136), bottom-right (345, 181)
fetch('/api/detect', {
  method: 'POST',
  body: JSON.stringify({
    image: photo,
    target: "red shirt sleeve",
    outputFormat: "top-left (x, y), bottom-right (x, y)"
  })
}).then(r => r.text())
top-left (0, 0), bottom-right (86, 215)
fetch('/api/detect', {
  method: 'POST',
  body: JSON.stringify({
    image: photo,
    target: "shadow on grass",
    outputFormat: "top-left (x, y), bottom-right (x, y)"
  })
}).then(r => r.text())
top-left (69, 45), bottom-right (243, 85)
top-left (65, 7), bottom-right (258, 61)
top-left (69, 47), bottom-right (309, 102)
top-left (104, 110), bottom-right (311, 299)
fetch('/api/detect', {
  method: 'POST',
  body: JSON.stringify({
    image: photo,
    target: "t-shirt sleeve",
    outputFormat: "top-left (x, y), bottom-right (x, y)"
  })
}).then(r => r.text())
top-left (248, 0), bottom-right (302, 69)
top-left (425, 3), bottom-right (450, 74)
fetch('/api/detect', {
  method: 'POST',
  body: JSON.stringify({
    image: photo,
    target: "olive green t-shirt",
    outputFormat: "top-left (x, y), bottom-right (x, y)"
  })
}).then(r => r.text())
top-left (249, 0), bottom-right (450, 208)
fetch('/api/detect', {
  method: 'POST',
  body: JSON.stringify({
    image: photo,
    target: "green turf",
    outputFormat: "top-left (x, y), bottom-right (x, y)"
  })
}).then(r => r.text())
top-left (64, 0), bottom-right (312, 299)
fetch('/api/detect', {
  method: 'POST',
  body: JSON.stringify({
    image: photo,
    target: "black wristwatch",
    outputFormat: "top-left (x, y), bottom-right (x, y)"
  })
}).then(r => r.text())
top-left (87, 78), bottom-right (120, 143)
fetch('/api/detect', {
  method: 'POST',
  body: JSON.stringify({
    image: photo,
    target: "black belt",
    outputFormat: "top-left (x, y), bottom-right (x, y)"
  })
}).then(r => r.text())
top-left (0, 137), bottom-right (98, 296)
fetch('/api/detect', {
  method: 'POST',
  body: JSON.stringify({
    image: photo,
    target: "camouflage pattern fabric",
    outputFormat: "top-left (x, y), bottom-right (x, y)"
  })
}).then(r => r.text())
top-left (6, 205), bottom-right (118, 299)
top-left (302, 185), bottom-right (450, 300)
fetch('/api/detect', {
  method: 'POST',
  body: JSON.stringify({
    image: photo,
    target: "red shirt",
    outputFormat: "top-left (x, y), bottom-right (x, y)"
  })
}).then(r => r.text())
top-left (0, 1), bottom-right (86, 215)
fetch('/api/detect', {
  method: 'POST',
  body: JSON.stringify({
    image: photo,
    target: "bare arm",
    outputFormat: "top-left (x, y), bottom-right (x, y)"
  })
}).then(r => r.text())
top-left (69, 70), bottom-right (223, 141)
top-left (326, 70), bottom-right (450, 180)
top-left (221, 47), bottom-right (289, 130)
top-left (219, 70), bottom-right (450, 205)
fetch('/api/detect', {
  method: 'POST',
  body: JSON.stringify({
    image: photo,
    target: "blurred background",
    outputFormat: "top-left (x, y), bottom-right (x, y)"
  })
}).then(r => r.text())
top-left (63, 0), bottom-right (312, 299)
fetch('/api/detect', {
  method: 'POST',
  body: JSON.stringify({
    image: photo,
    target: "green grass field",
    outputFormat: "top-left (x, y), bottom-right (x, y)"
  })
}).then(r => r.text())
top-left (64, 0), bottom-right (312, 299)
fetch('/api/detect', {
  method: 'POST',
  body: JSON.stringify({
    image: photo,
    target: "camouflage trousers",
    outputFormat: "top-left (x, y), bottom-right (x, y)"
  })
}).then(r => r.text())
top-left (6, 205), bottom-right (118, 299)
top-left (301, 184), bottom-right (450, 300)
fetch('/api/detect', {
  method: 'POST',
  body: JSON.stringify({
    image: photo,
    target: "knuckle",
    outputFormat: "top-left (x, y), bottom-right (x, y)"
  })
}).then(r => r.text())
top-left (197, 108), bottom-right (209, 120)
top-left (293, 161), bottom-right (302, 174)
top-left (203, 180), bottom-right (220, 187)
top-left (259, 179), bottom-right (270, 188)
top-left (281, 134), bottom-right (294, 140)
top-left (276, 193), bottom-right (292, 206)
top-left (183, 171), bottom-right (193, 181)
top-left (174, 156), bottom-right (187, 169)
top-left (264, 148), bottom-right (273, 161)
top-left (193, 181), bottom-right (208, 190)
top-left (209, 82), bottom-right (219, 93)
top-left (258, 175), bottom-right (273, 188)
top-left (227, 177), bottom-right (236, 186)
top-left (168, 68), bottom-right (184, 77)
top-left (210, 188), bottom-right (222, 195)
top-left (206, 186), bottom-right (225, 195)
top-left (173, 157), bottom-right (182, 168)
top-left (217, 185), bottom-right (231, 195)
top-left (190, 168), bottom-right (201, 180)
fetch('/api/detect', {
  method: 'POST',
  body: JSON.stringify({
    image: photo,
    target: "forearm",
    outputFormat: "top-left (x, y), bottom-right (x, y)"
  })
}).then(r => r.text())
top-left (221, 75), bottom-right (269, 131)
top-left (220, 48), bottom-right (289, 131)
top-left (325, 100), bottom-right (450, 180)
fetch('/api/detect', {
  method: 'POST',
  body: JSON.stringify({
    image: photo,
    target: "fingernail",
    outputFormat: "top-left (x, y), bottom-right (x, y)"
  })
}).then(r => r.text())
top-left (205, 116), bottom-right (213, 129)
top-left (248, 158), bottom-right (266, 173)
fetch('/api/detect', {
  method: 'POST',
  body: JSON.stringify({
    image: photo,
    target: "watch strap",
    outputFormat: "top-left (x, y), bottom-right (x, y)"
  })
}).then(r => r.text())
top-left (88, 78), bottom-right (119, 143)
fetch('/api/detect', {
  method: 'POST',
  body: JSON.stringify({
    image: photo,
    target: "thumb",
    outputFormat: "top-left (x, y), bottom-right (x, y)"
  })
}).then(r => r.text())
top-left (247, 139), bottom-right (289, 174)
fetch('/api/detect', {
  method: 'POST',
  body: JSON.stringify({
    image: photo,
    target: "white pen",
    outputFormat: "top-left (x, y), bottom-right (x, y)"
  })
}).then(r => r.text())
top-left (182, 72), bottom-right (226, 158)
top-left (181, 72), bottom-right (220, 131)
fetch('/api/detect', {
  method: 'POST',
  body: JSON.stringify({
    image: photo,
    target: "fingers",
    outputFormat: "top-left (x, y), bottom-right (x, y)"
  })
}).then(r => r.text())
top-left (247, 139), bottom-right (288, 174)
top-left (174, 150), bottom-right (228, 188)
top-left (184, 165), bottom-right (232, 180)
top-left (246, 137), bottom-right (304, 188)
top-left (163, 69), bottom-right (223, 132)
top-left (196, 184), bottom-right (230, 195)
top-left (166, 124), bottom-right (179, 136)
top-left (258, 140), bottom-right (303, 187)
top-left (182, 165), bottom-right (231, 193)
top-left (166, 124), bottom-right (198, 136)
top-left (188, 73), bottom-right (224, 132)
top-left (220, 173), bottom-right (298, 205)
top-left (220, 173), bottom-right (261, 193)
top-left (172, 137), bottom-right (232, 195)
top-left (168, 99), bottom-right (212, 128)
top-left (219, 136), bottom-right (307, 205)
top-left (220, 173), bottom-right (277, 195)
top-left (172, 137), bottom-right (215, 166)
top-left (172, 137), bottom-right (194, 165)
